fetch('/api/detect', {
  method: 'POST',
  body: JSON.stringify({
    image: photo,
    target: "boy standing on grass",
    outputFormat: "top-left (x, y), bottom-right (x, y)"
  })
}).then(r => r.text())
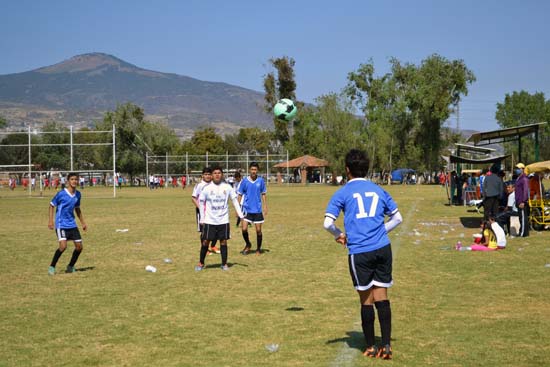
top-left (196, 166), bottom-right (244, 271)
top-left (323, 149), bottom-right (403, 360)
top-left (237, 162), bottom-right (267, 255)
top-left (47, 172), bottom-right (88, 275)
top-left (191, 167), bottom-right (219, 255)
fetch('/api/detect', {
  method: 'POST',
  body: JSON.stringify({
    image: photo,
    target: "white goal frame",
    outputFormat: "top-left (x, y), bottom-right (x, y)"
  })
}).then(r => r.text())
top-left (0, 125), bottom-right (117, 197)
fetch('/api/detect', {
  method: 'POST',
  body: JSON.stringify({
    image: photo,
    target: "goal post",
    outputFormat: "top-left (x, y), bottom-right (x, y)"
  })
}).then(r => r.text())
top-left (0, 125), bottom-right (116, 197)
top-left (145, 151), bottom-right (290, 188)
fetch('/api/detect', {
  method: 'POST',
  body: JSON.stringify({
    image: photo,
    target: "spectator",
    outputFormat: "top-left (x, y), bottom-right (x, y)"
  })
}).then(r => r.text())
top-left (515, 163), bottom-right (529, 237)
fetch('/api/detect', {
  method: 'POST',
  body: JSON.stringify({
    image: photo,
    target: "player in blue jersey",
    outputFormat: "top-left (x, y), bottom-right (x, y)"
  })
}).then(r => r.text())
top-left (237, 162), bottom-right (267, 255)
top-left (47, 172), bottom-right (88, 275)
top-left (324, 149), bottom-right (403, 360)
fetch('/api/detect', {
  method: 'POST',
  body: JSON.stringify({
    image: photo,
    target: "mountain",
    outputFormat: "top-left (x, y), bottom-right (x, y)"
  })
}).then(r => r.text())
top-left (0, 53), bottom-right (272, 137)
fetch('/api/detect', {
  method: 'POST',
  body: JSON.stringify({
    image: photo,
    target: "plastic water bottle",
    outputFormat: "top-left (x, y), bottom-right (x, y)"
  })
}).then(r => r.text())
top-left (455, 241), bottom-right (462, 251)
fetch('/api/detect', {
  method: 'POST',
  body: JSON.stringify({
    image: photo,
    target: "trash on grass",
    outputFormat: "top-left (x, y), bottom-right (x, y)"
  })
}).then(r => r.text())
top-left (265, 344), bottom-right (279, 353)
top-left (145, 265), bottom-right (157, 273)
top-left (116, 229), bottom-right (129, 233)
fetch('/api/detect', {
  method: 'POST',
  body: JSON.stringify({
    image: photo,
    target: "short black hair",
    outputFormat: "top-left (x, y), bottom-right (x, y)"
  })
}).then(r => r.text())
top-left (211, 165), bottom-right (223, 173)
top-left (234, 171), bottom-right (241, 179)
top-left (345, 149), bottom-right (369, 178)
top-left (202, 166), bottom-right (212, 174)
top-left (67, 172), bottom-right (78, 180)
top-left (249, 162), bottom-right (259, 169)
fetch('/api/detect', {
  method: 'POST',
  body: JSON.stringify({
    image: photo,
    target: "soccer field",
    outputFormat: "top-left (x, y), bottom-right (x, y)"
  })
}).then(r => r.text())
top-left (1, 184), bottom-right (549, 366)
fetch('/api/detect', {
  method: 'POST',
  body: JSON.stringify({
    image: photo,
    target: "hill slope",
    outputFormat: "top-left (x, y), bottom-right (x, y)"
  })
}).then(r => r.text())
top-left (0, 53), bottom-right (272, 136)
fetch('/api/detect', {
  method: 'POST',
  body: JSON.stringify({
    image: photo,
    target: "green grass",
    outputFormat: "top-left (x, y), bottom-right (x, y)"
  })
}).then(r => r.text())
top-left (1, 184), bottom-right (549, 366)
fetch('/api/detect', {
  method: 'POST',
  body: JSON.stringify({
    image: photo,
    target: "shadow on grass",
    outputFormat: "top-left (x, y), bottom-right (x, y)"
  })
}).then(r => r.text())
top-left (202, 262), bottom-right (249, 270)
top-left (460, 216), bottom-right (482, 228)
top-left (76, 266), bottom-right (95, 272)
top-left (285, 306), bottom-right (304, 311)
top-left (326, 332), bottom-right (385, 351)
top-left (327, 333), bottom-right (394, 351)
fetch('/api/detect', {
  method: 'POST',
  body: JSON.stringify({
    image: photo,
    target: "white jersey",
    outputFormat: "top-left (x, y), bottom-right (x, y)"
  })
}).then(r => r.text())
top-left (192, 180), bottom-right (209, 199)
top-left (491, 222), bottom-right (507, 248)
top-left (199, 182), bottom-right (243, 225)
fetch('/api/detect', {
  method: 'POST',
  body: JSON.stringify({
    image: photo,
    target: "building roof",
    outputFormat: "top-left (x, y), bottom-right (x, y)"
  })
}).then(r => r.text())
top-left (273, 155), bottom-right (330, 168)
top-left (466, 122), bottom-right (547, 145)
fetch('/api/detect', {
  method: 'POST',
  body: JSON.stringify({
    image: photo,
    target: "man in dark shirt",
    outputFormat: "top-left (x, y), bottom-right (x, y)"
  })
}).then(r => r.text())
top-left (514, 163), bottom-right (530, 237)
top-left (482, 165), bottom-right (504, 221)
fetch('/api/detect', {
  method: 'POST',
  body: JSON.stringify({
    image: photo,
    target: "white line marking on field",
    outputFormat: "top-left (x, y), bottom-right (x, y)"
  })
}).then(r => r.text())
top-left (329, 199), bottom-right (418, 367)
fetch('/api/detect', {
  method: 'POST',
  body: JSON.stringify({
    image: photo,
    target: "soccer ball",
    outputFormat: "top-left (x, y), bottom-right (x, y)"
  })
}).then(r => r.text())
top-left (273, 98), bottom-right (297, 121)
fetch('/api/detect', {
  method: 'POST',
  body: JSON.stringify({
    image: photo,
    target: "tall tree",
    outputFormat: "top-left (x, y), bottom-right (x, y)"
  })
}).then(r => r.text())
top-left (316, 93), bottom-right (366, 183)
top-left (188, 127), bottom-right (225, 155)
top-left (495, 91), bottom-right (550, 161)
top-left (0, 116), bottom-right (6, 128)
top-left (263, 56), bottom-right (297, 146)
top-left (347, 54), bottom-right (475, 171)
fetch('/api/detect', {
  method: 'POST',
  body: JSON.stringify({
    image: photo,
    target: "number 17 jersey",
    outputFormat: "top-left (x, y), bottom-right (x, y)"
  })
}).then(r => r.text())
top-left (325, 178), bottom-right (398, 255)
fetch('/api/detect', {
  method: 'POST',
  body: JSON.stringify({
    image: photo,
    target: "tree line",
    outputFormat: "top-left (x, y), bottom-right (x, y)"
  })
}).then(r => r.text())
top-left (1, 54), bottom-right (549, 182)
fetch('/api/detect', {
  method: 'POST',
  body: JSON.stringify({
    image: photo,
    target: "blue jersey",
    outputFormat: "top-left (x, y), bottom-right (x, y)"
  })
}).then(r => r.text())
top-left (325, 178), bottom-right (398, 255)
top-left (50, 189), bottom-right (81, 229)
top-left (238, 176), bottom-right (266, 214)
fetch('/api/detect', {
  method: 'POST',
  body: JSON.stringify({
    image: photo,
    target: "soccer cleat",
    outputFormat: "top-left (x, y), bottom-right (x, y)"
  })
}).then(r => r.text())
top-left (210, 246), bottom-right (221, 254)
top-left (377, 344), bottom-right (392, 360)
top-left (194, 262), bottom-right (204, 271)
top-left (65, 265), bottom-right (76, 273)
top-left (206, 250), bottom-right (213, 256)
top-left (363, 346), bottom-right (379, 358)
top-left (255, 249), bottom-right (261, 256)
top-left (240, 246), bottom-right (251, 255)
top-left (48, 266), bottom-right (56, 276)
top-left (221, 264), bottom-right (229, 271)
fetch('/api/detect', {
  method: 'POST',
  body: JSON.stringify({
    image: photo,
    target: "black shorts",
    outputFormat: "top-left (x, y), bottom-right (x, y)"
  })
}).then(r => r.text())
top-left (244, 212), bottom-right (264, 224)
top-left (348, 244), bottom-right (393, 291)
top-left (55, 228), bottom-right (82, 243)
top-left (202, 223), bottom-right (230, 241)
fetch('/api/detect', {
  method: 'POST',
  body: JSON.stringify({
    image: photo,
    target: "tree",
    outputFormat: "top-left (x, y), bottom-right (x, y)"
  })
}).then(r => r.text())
top-left (263, 56), bottom-right (298, 146)
top-left (188, 127), bottom-right (225, 155)
top-left (34, 122), bottom-right (70, 170)
top-left (0, 116), bottom-right (6, 128)
top-left (95, 103), bottom-right (181, 183)
top-left (346, 54), bottom-right (475, 172)
top-left (285, 105), bottom-right (323, 158)
top-left (316, 93), bottom-right (366, 183)
top-left (495, 91), bottom-right (550, 161)
top-left (224, 128), bottom-right (273, 155)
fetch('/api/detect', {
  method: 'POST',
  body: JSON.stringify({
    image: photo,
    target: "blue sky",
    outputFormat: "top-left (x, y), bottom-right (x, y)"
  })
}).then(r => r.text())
top-left (2, 0), bottom-right (549, 131)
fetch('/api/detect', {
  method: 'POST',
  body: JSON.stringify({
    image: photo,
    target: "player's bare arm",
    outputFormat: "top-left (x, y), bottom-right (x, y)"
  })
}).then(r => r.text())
top-left (75, 207), bottom-right (87, 231)
top-left (48, 205), bottom-right (55, 230)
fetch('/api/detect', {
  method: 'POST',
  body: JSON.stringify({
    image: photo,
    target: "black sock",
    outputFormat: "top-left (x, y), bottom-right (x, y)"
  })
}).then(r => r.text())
top-left (242, 230), bottom-right (252, 247)
top-left (375, 300), bottom-right (392, 346)
top-left (68, 248), bottom-right (82, 267)
top-left (256, 233), bottom-right (263, 251)
top-left (50, 249), bottom-right (65, 267)
top-left (211, 239), bottom-right (218, 248)
top-left (361, 304), bottom-right (376, 347)
top-left (221, 244), bottom-right (228, 265)
top-left (199, 243), bottom-right (209, 264)
top-left (236, 217), bottom-right (241, 227)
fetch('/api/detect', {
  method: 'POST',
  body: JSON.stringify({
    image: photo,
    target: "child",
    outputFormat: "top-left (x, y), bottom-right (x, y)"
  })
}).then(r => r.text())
top-left (457, 217), bottom-right (506, 251)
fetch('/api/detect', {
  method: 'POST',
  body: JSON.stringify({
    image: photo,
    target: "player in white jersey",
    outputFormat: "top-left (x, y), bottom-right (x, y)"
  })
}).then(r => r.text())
top-left (191, 167), bottom-right (219, 254)
top-left (196, 166), bottom-right (244, 271)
